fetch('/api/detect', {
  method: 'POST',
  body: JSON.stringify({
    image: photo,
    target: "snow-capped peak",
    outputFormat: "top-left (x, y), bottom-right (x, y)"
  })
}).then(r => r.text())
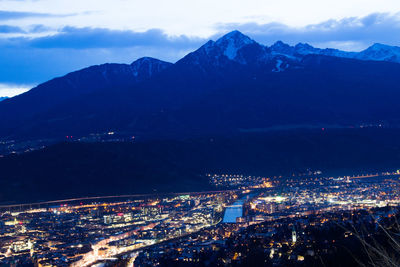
top-left (295, 43), bottom-right (314, 49)
top-left (363, 43), bottom-right (400, 54)
top-left (368, 43), bottom-right (394, 51)
top-left (182, 30), bottom-right (400, 68)
top-left (215, 30), bottom-right (255, 60)
top-left (179, 31), bottom-right (268, 66)
top-left (131, 57), bottom-right (167, 66)
top-left (357, 43), bottom-right (400, 62)
top-left (294, 43), bottom-right (317, 54)
top-left (271, 40), bottom-right (289, 48)
top-left (130, 57), bottom-right (172, 78)
top-left (269, 41), bottom-right (295, 56)
top-left (216, 30), bottom-right (254, 44)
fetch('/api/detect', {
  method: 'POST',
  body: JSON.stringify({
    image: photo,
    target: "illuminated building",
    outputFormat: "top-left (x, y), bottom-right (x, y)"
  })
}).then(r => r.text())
top-left (292, 227), bottom-right (297, 244)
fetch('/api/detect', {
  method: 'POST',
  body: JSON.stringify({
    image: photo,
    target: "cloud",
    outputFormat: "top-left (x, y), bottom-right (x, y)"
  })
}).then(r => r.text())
top-left (0, 25), bottom-right (24, 33)
top-left (28, 27), bottom-right (205, 49)
top-left (0, 27), bottom-right (204, 87)
top-left (0, 10), bottom-right (54, 20)
top-left (0, 10), bottom-right (77, 21)
top-left (0, 31), bottom-right (199, 86)
top-left (216, 12), bottom-right (400, 50)
top-left (28, 24), bottom-right (51, 33)
top-left (0, 83), bottom-right (31, 97)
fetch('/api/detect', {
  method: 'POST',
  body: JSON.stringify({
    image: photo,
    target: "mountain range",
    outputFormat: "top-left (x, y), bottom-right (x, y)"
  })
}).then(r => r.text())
top-left (269, 40), bottom-right (400, 63)
top-left (1, 30), bottom-right (400, 141)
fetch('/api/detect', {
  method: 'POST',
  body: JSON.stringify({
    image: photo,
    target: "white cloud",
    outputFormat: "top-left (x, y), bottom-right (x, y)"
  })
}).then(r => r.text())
top-left (217, 13), bottom-right (400, 50)
top-left (0, 83), bottom-right (32, 97)
top-left (1, 0), bottom-right (400, 37)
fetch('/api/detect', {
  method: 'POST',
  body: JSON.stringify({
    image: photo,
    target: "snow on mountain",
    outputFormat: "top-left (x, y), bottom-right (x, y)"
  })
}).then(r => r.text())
top-left (74, 57), bottom-right (172, 86)
top-left (270, 41), bottom-right (296, 56)
top-left (180, 31), bottom-right (400, 72)
top-left (355, 43), bottom-right (400, 62)
top-left (215, 30), bottom-right (255, 60)
top-left (272, 59), bottom-right (284, 72)
top-left (179, 31), bottom-right (266, 67)
top-left (268, 39), bottom-right (400, 63)
top-left (294, 43), bottom-right (317, 55)
top-left (269, 40), bottom-right (354, 59)
top-left (130, 57), bottom-right (172, 80)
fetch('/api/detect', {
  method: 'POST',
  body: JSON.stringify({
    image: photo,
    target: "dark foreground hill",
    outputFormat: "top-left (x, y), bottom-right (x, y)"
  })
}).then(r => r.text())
top-left (1, 128), bottom-right (400, 204)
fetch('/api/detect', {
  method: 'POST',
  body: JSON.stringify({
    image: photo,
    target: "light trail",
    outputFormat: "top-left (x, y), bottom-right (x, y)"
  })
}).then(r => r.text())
top-left (0, 190), bottom-right (239, 210)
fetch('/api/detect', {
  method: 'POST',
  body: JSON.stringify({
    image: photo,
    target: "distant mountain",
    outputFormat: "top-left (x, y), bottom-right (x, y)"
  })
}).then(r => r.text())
top-left (355, 43), bottom-right (400, 62)
top-left (1, 31), bottom-right (400, 141)
top-left (270, 40), bottom-right (400, 63)
top-left (0, 97), bottom-right (8, 102)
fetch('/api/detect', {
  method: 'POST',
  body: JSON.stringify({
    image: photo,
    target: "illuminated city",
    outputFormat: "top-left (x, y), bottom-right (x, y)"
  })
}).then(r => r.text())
top-left (2, 171), bottom-right (400, 266)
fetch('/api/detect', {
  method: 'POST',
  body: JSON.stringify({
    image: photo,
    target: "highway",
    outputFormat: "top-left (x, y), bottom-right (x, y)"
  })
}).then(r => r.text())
top-left (0, 190), bottom-right (238, 211)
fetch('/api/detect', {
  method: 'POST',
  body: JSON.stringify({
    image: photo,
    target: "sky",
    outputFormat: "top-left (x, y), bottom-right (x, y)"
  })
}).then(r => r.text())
top-left (1, 0), bottom-right (400, 96)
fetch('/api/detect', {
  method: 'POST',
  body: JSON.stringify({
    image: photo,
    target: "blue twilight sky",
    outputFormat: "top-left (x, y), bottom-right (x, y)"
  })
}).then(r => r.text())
top-left (1, 0), bottom-right (400, 96)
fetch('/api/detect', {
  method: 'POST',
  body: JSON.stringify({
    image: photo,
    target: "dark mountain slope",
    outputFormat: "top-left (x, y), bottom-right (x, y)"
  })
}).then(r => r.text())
top-left (0, 57), bottom-right (172, 136)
